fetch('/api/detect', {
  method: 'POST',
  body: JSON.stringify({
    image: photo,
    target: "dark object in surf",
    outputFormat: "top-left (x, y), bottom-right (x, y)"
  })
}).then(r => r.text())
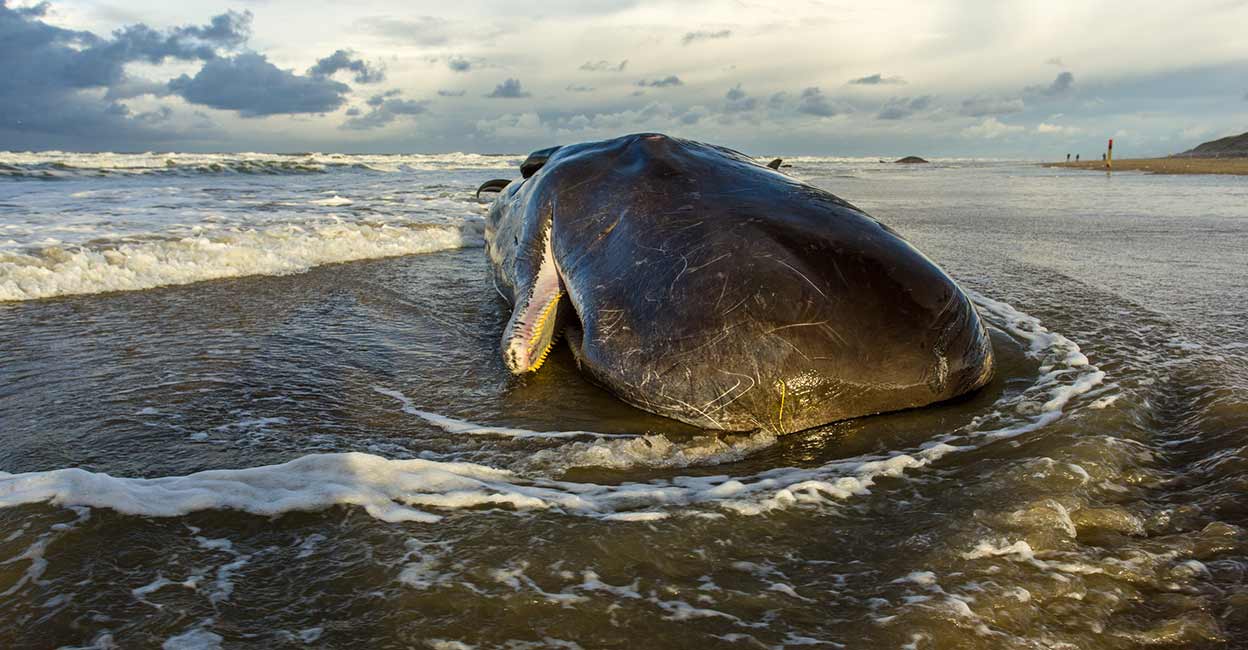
top-left (895, 156), bottom-right (929, 164)
top-left (475, 133), bottom-right (993, 433)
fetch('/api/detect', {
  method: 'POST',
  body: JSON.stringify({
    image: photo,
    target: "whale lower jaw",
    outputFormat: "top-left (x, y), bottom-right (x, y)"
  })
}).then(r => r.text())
top-left (501, 231), bottom-right (566, 374)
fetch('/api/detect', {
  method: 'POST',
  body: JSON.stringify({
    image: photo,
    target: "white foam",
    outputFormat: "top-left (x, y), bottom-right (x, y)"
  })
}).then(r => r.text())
top-left (0, 443), bottom-right (966, 523)
top-left (0, 221), bottom-right (483, 301)
top-left (962, 539), bottom-right (1105, 576)
top-left (0, 151), bottom-right (523, 176)
top-left (966, 291), bottom-right (1107, 441)
top-left (310, 195), bottom-right (353, 206)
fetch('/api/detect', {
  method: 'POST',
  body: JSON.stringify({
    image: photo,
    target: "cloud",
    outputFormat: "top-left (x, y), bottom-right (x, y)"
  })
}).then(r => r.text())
top-left (959, 96), bottom-right (1024, 117)
top-left (1035, 122), bottom-right (1081, 136)
top-left (1046, 57), bottom-right (1065, 67)
top-left (637, 76), bottom-right (683, 88)
top-left (849, 73), bottom-right (905, 86)
top-left (768, 91), bottom-right (788, 109)
top-left (367, 89), bottom-right (400, 106)
top-left (1243, 90), bottom-right (1248, 101)
top-left (724, 85), bottom-right (757, 112)
top-left (679, 105), bottom-right (710, 124)
top-left (681, 29), bottom-right (731, 45)
top-left (105, 77), bottom-right (174, 101)
top-left (475, 111), bottom-right (543, 139)
top-left (579, 60), bottom-right (627, 72)
top-left (1025, 71), bottom-right (1075, 98)
top-left (962, 117), bottom-right (1023, 139)
top-left (438, 89), bottom-right (466, 97)
top-left (486, 78), bottom-right (531, 98)
top-left (135, 106), bottom-right (173, 124)
top-left (566, 84), bottom-right (594, 92)
top-left (308, 49), bottom-right (384, 84)
top-left (797, 87), bottom-right (844, 117)
top-left (447, 56), bottom-right (472, 72)
top-left (108, 10), bottom-right (253, 63)
top-left (169, 53), bottom-right (351, 117)
top-left (354, 16), bottom-right (449, 46)
top-left (0, 3), bottom-right (250, 141)
top-left (342, 90), bottom-right (428, 129)
top-left (877, 95), bottom-right (932, 120)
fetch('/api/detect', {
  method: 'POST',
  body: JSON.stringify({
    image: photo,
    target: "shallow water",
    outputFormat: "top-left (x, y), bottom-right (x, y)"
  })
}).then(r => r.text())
top-left (1, 152), bottom-right (1246, 649)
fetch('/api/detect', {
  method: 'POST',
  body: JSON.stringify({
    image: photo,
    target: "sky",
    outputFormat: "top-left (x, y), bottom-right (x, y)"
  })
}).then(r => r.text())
top-left (1, 0), bottom-right (1246, 157)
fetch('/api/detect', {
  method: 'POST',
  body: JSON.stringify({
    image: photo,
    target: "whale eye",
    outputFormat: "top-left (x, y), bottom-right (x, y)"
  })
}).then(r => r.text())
top-left (520, 145), bottom-right (562, 178)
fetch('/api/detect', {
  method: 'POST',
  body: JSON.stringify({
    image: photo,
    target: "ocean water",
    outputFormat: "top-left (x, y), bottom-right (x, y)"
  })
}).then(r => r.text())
top-left (1, 151), bottom-right (1246, 649)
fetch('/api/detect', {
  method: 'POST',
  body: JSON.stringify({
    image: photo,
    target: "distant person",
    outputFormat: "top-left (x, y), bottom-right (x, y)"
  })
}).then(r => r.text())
top-left (1075, 154), bottom-right (1080, 162)
top-left (1066, 153), bottom-right (1071, 162)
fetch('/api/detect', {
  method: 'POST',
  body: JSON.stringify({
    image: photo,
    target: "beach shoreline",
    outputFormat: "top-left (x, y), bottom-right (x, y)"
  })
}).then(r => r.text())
top-left (1044, 157), bottom-right (1248, 175)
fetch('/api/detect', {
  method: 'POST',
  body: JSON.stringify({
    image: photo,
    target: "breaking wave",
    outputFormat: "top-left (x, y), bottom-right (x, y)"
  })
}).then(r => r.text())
top-left (0, 151), bottom-right (523, 178)
top-left (0, 220), bottom-right (484, 301)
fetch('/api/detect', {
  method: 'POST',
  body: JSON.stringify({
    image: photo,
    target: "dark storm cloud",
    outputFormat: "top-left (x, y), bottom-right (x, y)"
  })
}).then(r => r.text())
top-left (681, 29), bottom-right (731, 45)
top-left (486, 78), bottom-right (531, 98)
top-left (724, 85), bottom-right (757, 112)
top-left (797, 87), bottom-right (843, 117)
top-left (636, 76), bottom-right (683, 88)
top-left (1025, 71), bottom-right (1074, 98)
top-left (0, 2), bottom-right (249, 142)
top-left (308, 49), bottom-right (385, 84)
top-left (579, 60), bottom-right (627, 72)
top-left (438, 89), bottom-right (466, 97)
top-left (169, 53), bottom-right (351, 117)
top-left (876, 95), bottom-right (932, 120)
top-left (849, 73), bottom-right (905, 85)
top-left (341, 90), bottom-right (428, 130)
top-left (959, 95), bottom-right (1024, 117)
top-left (104, 9), bottom-right (252, 63)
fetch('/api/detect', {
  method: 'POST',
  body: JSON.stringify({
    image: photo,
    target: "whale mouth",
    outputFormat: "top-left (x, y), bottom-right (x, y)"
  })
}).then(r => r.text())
top-left (502, 229), bottom-right (567, 373)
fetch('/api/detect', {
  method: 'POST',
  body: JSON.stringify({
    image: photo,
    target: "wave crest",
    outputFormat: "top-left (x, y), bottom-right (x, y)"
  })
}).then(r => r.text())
top-left (0, 220), bottom-right (483, 301)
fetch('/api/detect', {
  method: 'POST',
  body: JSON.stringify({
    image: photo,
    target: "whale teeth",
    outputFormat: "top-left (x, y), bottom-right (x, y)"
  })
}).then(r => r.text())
top-left (525, 290), bottom-right (564, 372)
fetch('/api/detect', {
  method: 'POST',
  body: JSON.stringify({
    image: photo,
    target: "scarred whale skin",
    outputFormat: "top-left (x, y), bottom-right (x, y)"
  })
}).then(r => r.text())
top-left (483, 133), bottom-right (993, 434)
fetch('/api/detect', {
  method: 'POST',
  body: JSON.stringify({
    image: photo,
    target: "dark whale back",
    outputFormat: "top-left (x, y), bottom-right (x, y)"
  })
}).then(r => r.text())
top-left (489, 133), bottom-right (993, 433)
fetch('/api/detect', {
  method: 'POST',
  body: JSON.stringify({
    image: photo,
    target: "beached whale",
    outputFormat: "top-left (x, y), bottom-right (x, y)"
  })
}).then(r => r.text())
top-left (478, 134), bottom-right (993, 433)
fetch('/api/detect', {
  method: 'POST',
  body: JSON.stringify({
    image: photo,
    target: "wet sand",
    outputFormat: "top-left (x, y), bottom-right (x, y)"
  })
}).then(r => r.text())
top-left (1045, 157), bottom-right (1248, 175)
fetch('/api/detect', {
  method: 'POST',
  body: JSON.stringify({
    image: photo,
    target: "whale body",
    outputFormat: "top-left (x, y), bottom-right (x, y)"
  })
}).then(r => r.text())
top-left (480, 133), bottom-right (993, 433)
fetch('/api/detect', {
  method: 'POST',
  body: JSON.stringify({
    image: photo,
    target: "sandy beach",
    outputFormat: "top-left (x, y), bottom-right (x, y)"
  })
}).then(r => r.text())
top-left (1046, 157), bottom-right (1248, 175)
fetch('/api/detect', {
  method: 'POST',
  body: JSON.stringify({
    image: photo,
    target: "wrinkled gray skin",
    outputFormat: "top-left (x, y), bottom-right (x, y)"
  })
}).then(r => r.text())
top-left (483, 133), bottom-right (994, 434)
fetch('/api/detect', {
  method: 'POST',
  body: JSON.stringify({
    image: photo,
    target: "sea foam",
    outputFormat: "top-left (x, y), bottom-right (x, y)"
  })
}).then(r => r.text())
top-left (0, 220), bottom-right (483, 301)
